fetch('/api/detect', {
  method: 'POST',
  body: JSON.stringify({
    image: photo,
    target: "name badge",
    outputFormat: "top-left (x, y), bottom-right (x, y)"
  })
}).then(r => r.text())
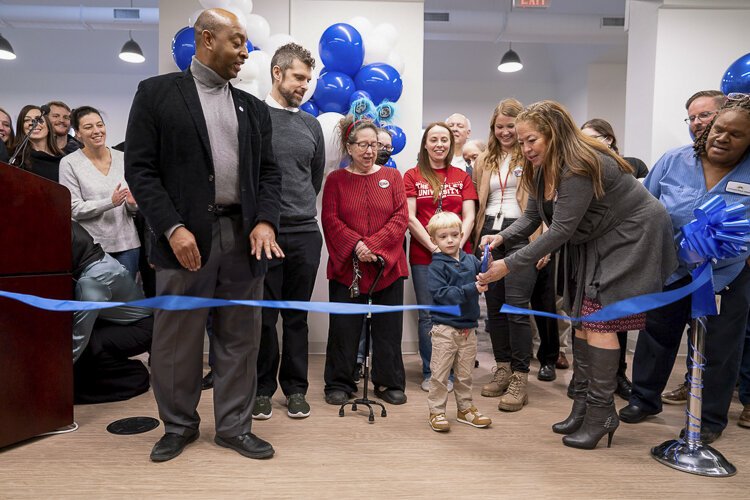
top-left (726, 181), bottom-right (750, 195)
top-left (378, 179), bottom-right (390, 189)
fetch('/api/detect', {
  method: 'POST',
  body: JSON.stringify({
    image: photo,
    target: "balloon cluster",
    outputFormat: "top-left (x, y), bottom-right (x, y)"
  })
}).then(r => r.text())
top-left (308, 17), bottom-right (407, 171)
top-left (171, 0), bottom-right (300, 100)
top-left (720, 52), bottom-right (750, 95)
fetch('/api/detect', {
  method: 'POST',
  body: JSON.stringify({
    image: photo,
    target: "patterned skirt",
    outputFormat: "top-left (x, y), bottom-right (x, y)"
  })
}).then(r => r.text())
top-left (580, 296), bottom-right (646, 333)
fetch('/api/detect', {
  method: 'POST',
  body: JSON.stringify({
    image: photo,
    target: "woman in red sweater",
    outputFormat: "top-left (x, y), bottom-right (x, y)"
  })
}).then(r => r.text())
top-left (321, 118), bottom-right (409, 406)
top-left (404, 122), bottom-right (478, 391)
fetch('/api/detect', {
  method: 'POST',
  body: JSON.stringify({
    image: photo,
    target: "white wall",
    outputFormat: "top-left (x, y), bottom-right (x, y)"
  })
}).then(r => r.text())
top-left (587, 63), bottom-right (628, 152)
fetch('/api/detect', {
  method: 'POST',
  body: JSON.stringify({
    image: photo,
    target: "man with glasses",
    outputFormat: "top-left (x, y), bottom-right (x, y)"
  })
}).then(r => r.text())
top-left (684, 90), bottom-right (725, 141)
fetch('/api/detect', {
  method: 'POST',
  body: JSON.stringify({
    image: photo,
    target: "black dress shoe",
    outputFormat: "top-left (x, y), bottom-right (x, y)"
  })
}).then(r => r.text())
top-left (679, 427), bottom-right (722, 444)
top-left (324, 390), bottom-right (350, 405)
top-left (214, 433), bottom-right (274, 459)
top-left (374, 387), bottom-right (407, 405)
top-left (353, 363), bottom-right (362, 383)
top-left (150, 431), bottom-right (199, 462)
top-left (619, 403), bottom-right (659, 423)
top-left (201, 370), bottom-right (214, 390)
top-left (538, 365), bottom-right (557, 382)
top-left (615, 373), bottom-right (632, 400)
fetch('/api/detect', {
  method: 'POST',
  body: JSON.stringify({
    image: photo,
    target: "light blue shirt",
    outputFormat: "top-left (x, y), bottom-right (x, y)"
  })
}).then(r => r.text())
top-left (644, 144), bottom-right (750, 291)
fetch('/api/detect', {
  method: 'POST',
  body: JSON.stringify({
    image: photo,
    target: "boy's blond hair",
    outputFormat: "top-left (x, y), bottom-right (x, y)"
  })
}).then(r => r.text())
top-left (427, 211), bottom-right (462, 238)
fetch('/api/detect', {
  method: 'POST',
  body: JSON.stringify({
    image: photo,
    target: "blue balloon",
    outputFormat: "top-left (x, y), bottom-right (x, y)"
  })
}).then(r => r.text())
top-left (313, 70), bottom-right (356, 114)
top-left (319, 23), bottom-right (364, 77)
top-left (348, 90), bottom-right (372, 107)
top-left (172, 26), bottom-right (195, 71)
top-left (300, 100), bottom-right (320, 117)
top-left (385, 158), bottom-right (397, 169)
top-left (721, 52), bottom-right (750, 95)
top-left (354, 64), bottom-right (403, 105)
top-left (246, 39), bottom-right (255, 54)
top-left (384, 125), bottom-right (406, 155)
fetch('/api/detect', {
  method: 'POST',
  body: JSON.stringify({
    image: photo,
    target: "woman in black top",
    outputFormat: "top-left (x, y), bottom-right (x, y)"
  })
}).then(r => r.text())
top-left (10, 105), bottom-right (64, 182)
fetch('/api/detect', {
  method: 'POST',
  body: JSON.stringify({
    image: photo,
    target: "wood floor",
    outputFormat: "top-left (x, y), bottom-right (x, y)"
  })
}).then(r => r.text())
top-left (2, 345), bottom-right (749, 499)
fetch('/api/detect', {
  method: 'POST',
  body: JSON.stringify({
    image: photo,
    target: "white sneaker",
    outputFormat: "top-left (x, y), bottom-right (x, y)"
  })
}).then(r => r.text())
top-left (421, 378), bottom-right (431, 392)
top-left (447, 380), bottom-right (454, 393)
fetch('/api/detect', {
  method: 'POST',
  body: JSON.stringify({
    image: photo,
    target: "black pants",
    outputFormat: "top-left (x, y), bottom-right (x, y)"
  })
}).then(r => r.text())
top-left (630, 265), bottom-right (750, 433)
top-left (324, 278), bottom-right (405, 395)
top-left (73, 316), bottom-right (153, 404)
top-left (533, 260), bottom-right (560, 367)
top-left (257, 230), bottom-right (322, 397)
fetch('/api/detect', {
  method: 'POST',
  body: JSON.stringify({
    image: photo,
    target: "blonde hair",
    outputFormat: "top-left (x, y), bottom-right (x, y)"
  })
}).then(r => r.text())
top-left (427, 211), bottom-right (462, 237)
top-left (476, 98), bottom-right (524, 175)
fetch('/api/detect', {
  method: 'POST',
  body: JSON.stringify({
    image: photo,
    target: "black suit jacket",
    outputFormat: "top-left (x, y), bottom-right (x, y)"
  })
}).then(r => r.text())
top-left (124, 69), bottom-right (281, 274)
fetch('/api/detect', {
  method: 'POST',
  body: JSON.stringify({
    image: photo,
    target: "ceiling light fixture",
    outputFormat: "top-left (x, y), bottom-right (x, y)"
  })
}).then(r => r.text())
top-left (497, 42), bottom-right (522, 73)
top-left (119, 30), bottom-right (145, 63)
top-left (0, 33), bottom-right (17, 60)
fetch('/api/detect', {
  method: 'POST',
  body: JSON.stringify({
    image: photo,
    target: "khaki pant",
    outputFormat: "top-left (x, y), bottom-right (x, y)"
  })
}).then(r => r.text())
top-left (427, 323), bottom-right (477, 414)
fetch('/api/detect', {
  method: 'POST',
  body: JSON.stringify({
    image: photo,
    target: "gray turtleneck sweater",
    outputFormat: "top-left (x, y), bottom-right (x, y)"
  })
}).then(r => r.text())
top-left (190, 57), bottom-right (240, 205)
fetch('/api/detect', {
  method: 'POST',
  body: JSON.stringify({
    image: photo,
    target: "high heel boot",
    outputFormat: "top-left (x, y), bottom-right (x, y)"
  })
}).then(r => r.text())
top-left (562, 345), bottom-right (620, 449)
top-left (552, 339), bottom-right (589, 434)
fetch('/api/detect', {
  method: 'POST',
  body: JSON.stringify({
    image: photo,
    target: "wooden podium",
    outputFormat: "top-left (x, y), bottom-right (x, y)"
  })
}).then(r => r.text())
top-left (0, 161), bottom-right (73, 448)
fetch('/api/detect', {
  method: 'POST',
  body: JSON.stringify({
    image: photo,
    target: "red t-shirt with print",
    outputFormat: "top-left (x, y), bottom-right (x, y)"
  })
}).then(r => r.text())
top-left (403, 165), bottom-right (478, 265)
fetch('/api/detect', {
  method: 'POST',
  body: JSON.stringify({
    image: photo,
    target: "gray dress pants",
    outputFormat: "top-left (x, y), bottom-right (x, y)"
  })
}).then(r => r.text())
top-left (152, 215), bottom-right (263, 438)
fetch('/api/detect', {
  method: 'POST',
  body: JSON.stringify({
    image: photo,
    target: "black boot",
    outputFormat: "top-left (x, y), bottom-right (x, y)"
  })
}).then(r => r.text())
top-left (553, 340), bottom-right (589, 434)
top-left (615, 331), bottom-right (632, 400)
top-left (563, 345), bottom-right (620, 450)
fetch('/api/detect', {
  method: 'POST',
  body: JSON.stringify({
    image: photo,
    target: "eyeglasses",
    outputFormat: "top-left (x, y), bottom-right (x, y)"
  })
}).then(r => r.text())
top-left (350, 141), bottom-right (392, 152)
top-left (684, 111), bottom-right (716, 124)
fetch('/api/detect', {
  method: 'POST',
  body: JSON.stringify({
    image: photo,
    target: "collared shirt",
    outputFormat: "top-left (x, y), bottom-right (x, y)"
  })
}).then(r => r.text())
top-left (265, 94), bottom-right (299, 113)
top-left (644, 144), bottom-right (750, 291)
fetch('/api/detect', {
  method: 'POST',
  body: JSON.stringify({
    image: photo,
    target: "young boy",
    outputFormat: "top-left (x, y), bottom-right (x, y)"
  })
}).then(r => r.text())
top-left (426, 211), bottom-right (492, 432)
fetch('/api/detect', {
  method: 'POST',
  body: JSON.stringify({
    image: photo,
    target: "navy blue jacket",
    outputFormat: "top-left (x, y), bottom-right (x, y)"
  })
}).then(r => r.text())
top-left (428, 250), bottom-right (482, 329)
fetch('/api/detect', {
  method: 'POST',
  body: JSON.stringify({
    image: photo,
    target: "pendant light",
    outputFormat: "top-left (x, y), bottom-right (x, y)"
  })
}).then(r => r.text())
top-left (119, 30), bottom-right (145, 63)
top-left (0, 33), bottom-right (17, 60)
top-left (497, 42), bottom-right (522, 73)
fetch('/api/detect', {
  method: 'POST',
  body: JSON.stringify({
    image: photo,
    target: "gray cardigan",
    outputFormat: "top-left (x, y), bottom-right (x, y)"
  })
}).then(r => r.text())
top-left (500, 154), bottom-right (678, 317)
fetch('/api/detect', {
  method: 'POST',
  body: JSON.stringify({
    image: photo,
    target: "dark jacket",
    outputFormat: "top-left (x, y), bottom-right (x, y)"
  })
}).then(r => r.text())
top-left (26, 150), bottom-right (63, 182)
top-left (428, 250), bottom-right (482, 329)
top-left (124, 69), bottom-right (282, 273)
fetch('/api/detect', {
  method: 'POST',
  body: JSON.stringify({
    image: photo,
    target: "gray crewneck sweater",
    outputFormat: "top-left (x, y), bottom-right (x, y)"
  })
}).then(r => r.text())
top-left (190, 57), bottom-right (240, 204)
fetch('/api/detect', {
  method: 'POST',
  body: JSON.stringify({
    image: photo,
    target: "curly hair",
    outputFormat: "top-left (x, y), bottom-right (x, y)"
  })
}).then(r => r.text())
top-left (516, 101), bottom-right (632, 200)
top-left (693, 94), bottom-right (750, 158)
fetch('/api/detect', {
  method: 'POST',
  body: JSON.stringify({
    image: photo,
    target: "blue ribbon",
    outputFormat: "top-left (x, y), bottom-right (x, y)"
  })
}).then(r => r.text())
top-left (0, 290), bottom-right (460, 316)
top-left (500, 195), bottom-right (750, 322)
top-left (481, 244), bottom-right (490, 273)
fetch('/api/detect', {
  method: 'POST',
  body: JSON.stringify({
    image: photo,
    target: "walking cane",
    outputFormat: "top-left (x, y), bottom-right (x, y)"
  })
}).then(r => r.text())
top-left (339, 256), bottom-right (387, 423)
top-left (650, 316), bottom-right (736, 476)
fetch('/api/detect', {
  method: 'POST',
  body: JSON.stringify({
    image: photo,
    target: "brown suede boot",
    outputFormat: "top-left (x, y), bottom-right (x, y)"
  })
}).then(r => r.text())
top-left (481, 361), bottom-right (511, 397)
top-left (497, 372), bottom-right (528, 411)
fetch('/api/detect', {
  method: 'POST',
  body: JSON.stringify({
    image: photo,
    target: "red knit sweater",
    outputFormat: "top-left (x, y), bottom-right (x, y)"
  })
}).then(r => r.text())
top-left (321, 167), bottom-right (409, 293)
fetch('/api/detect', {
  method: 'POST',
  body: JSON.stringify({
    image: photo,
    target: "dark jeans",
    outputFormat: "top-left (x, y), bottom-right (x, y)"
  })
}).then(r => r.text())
top-left (257, 230), bottom-right (322, 397)
top-left (324, 278), bottom-right (405, 395)
top-left (740, 314), bottom-right (750, 406)
top-left (483, 217), bottom-right (536, 373)
top-left (630, 265), bottom-right (750, 433)
top-left (533, 260), bottom-right (560, 367)
top-left (74, 316), bottom-right (153, 404)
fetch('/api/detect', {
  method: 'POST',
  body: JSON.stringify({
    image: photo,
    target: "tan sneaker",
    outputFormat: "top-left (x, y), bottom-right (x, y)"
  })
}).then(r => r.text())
top-left (457, 406), bottom-right (492, 428)
top-left (497, 372), bottom-right (529, 412)
top-left (481, 361), bottom-right (511, 397)
top-left (739, 404), bottom-right (750, 428)
top-left (661, 382), bottom-right (688, 405)
top-left (429, 413), bottom-right (450, 432)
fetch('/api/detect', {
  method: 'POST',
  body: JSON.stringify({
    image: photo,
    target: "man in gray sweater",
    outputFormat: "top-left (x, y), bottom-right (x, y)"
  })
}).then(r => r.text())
top-left (255, 43), bottom-right (325, 420)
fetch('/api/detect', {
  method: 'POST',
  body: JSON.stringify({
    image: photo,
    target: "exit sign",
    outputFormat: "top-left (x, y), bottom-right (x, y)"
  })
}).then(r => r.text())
top-left (514, 0), bottom-right (549, 7)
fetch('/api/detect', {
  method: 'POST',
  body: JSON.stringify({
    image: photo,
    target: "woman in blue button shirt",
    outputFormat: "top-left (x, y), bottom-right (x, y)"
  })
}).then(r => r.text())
top-left (622, 95), bottom-right (750, 443)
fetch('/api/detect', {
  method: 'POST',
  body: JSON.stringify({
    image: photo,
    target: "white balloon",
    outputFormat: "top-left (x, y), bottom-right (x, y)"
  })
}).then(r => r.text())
top-left (245, 14), bottom-right (270, 49)
top-left (224, 8), bottom-right (247, 31)
top-left (347, 16), bottom-right (373, 38)
top-left (188, 9), bottom-right (204, 26)
top-left (235, 80), bottom-right (261, 98)
top-left (237, 57), bottom-right (260, 81)
top-left (245, 50), bottom-right (271, 97)
top-left (362, 34), bottom-right (391, 65)
top-left (385, 50), bottom-right (405, 76)
top-left (199, 0), bottom-right (230, 8)
top-left (375, 23), bottom-right (398, 51)
top-left (301, 66), bottom-right (319, 104)
top-left (317, 112), bottom-right (345, 171)
top-left (227, 0), bottom-right (253, 14)
top-left (263, 33), bottom-right (296, 55)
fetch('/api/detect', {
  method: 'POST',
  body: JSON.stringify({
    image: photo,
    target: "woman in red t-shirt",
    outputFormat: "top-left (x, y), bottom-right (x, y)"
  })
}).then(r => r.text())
top-left (403, 122), bottom-right (478, 390)
top-left (321, 117), bottom-right (409, 406)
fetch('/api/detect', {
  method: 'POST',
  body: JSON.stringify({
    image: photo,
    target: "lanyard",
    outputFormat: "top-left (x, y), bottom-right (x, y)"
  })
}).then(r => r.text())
top-left (435, 172), bottom-right (447, 213)
top-left (497, 163), bottom-right (513, 208)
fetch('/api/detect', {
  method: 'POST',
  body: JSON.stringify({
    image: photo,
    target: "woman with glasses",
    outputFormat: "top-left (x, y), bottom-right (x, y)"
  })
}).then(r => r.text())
top-left (9, 104), bottom-right (65, 181)
top-left (404, 122), bottom-right (478, 392)
top-left (321, 117), bottom-right (409, 406)
top-left (622, 93), bottom-right (750, 444)
top-left (473, 98), bottom-right (559, 412)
